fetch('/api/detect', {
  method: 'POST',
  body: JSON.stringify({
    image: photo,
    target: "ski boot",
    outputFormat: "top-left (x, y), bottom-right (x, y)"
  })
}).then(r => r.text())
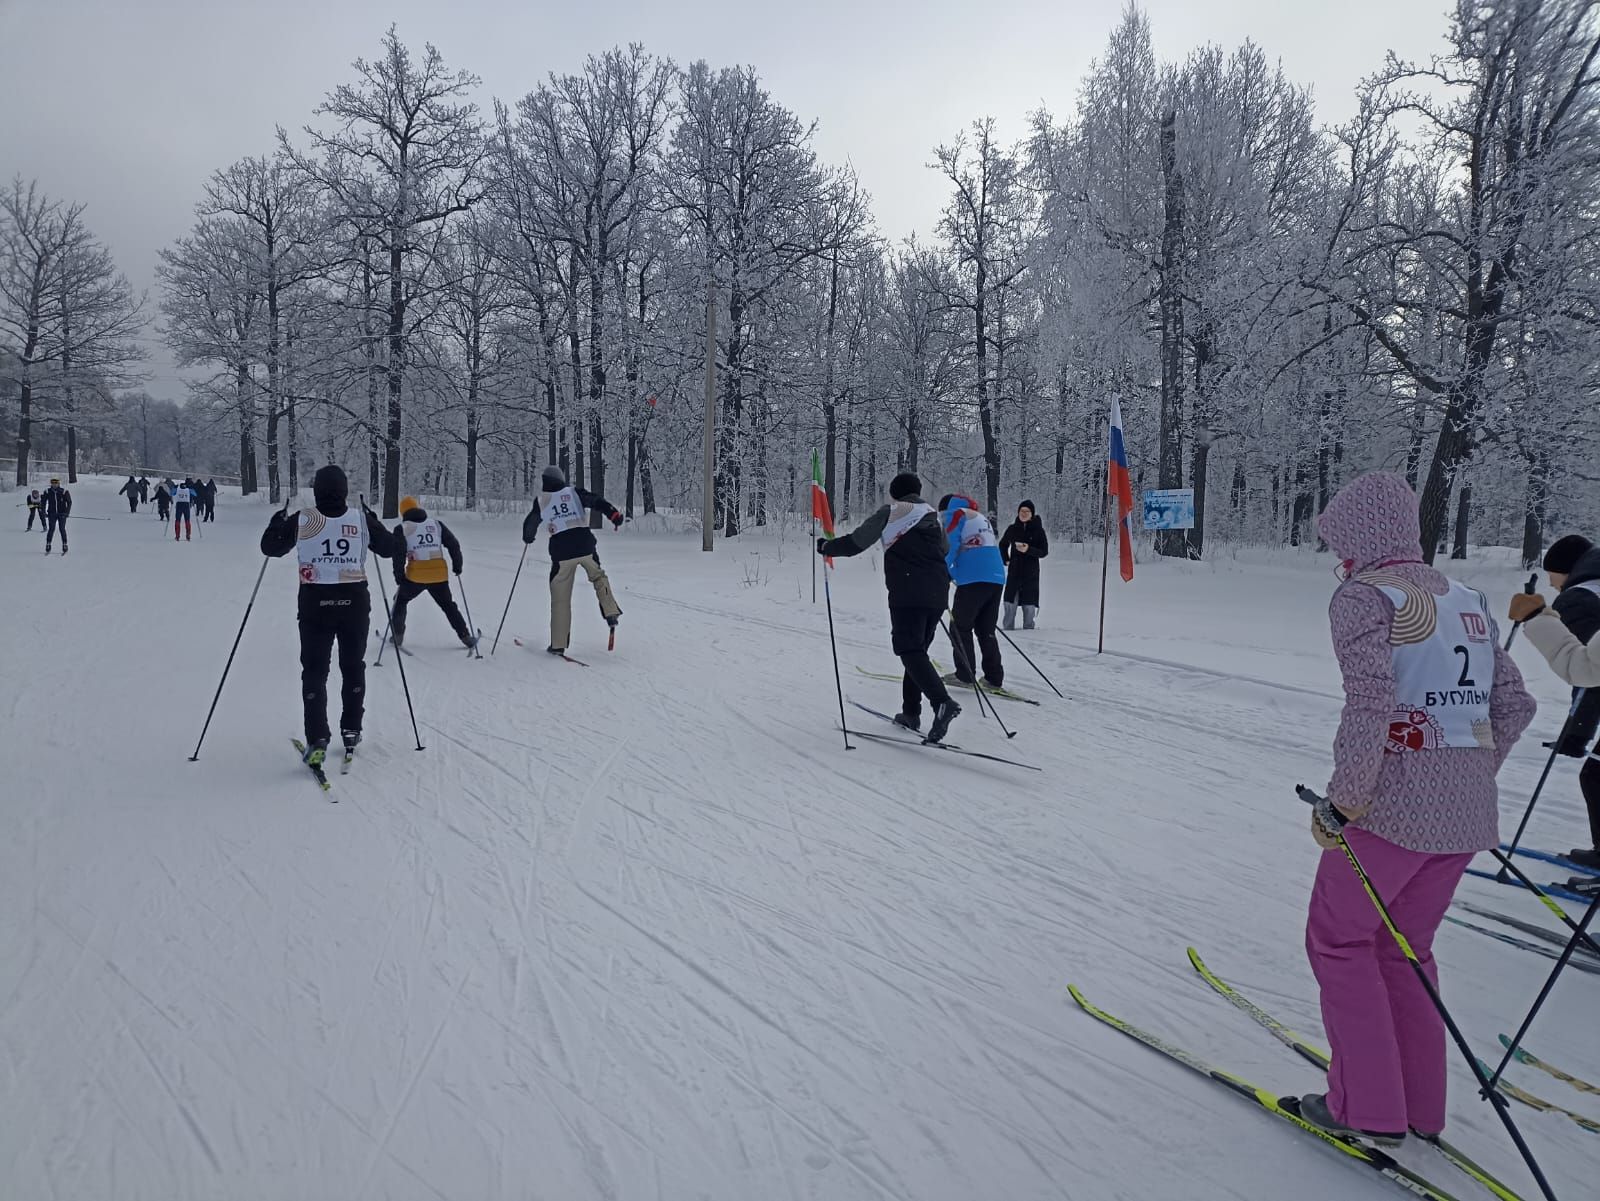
top-left (301, 738), bottom-right (330, 769)
top-left (1296, 1094), bottom-right (1404, 1148)
top-left (341, 729), bottom-right (361, 755)
top-left (460, 629), bottom-right (479, 651)
top-left (941, 671), bottom-right (975, 688)
top-left (892, 711), bottom-right (922, 734)
top-left (925, 700), bottom-right (962, 745)
top-left (546, 645), bottom-right (566, 656)
top-left (1567, 847), bottom-right (1600, 870)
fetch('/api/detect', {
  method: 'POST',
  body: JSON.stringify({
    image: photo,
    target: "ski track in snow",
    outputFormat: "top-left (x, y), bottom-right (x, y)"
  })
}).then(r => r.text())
top-left (1, 478), bottom-right (1595, 1201)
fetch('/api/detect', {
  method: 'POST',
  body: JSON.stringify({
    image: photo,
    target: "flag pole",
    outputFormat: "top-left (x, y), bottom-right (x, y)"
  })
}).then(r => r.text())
top-left (811, 450), bottom-right (818, 605)
top-left (1098, 463), bottom-right (1111, 655)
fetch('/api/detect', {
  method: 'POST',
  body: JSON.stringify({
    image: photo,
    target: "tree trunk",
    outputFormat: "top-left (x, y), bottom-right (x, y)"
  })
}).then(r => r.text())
top-left (1404, 399), bottom-right (1426, 490)
top-left (588, 245), bottom-right (606, 527)
top-left (1155, 108), bottom-right (1187, 558)
top-left (383, 239), bottom-right (405, 518)
top-left (974, 260), bottom-right (1000, 516)
top-left (1451, 482), bottom-right (1471, 560)
top-left (236, 364), bottom-right (257, 494)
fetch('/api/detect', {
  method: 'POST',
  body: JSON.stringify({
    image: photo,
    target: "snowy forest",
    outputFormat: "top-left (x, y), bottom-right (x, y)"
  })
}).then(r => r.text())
top-left (5, 0), bottom-right (1600, 565)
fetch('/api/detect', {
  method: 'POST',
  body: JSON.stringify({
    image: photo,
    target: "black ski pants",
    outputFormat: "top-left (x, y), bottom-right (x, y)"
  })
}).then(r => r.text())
top-left (45, 515), bottom-right (66, 550)
top-left (26, 507), bottom-right (40, 531)
top-left (949, 582), bottom-right (1004, 687)
top-left (1581, 757), bottom-right (1600, 851)
top-left (298, 590), bottom-right (370, 744)
top-left (126, 494), bottom-right (138, 513)
top-left (889, 605), bottom-right (952, 719)
top-left (392, 578), bottom-right (467, 641)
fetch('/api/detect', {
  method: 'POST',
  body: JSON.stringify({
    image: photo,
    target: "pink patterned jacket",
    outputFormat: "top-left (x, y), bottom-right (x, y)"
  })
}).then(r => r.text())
top-left (1318, 473), bottom-right (1537, 853)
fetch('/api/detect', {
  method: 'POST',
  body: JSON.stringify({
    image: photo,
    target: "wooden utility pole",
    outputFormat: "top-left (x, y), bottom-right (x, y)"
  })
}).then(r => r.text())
top-left (701, 279), bottom-right (717, 552)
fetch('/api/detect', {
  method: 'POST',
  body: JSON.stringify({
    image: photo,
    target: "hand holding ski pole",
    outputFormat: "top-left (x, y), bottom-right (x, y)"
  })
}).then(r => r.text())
top-left (1504, 573), bottom-right (1540, 648)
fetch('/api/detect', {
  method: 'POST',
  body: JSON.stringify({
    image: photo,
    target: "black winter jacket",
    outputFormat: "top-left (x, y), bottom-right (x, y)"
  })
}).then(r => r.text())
top-left (821, 495), bottom-right (950, 610)
top-left (1553, 546), bottom-right (1600, 752)
top-left (522, 488), bottom-right (621, 563)
top-left (999, 515), bottom-right (1049, 580)
top-left (39, 485), bottom-right (72, 519)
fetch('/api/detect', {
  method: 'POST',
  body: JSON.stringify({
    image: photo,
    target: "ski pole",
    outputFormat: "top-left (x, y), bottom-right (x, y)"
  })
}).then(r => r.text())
top-left (366, 497), bottom-right (424, 751)
top-left (188, 528), bottom-right (281, 760)
top-left (490, 543), bottom-right (529, 655)
top-left (1486, 889), bottom-right (1600, 1093)
top-left (374, 598), bottom-right (394, 666)
top-left (1499, 690), bottom-right (1586, 879)
top-left (1504, 572), bottom-right (1539, 650)
top-left (456, 572), bottom-right (483, 659)
top-left (820, 559), bottom-right (852, 751)
top-left (997, 627), bottom-right (1065, 698)
top-left (941, 616), bottom-right (1016, 739)
top-left (1484, 847), bottom-right (1600, 957)
top-left (1295, 786), bottom-right (1558, 1201)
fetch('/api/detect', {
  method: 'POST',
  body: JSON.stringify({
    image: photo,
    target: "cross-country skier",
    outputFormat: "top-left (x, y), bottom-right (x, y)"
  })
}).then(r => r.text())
top-left (1304, 471), bottom-right (1534, 1145)
top-left (999, 500), bottom-right (1049, 629)
top-left (137, 476), bottom-right (149, 504)
top-left (155, 480), bottom-right (171, 522)
top-left (118, 474), bottom-right (140, 513)
top-left (40, 477), bottom-right (71, 555)
top-left (817, 472), bottom-right (960, 744)
top-left (938, 493), bottom-right (1005, 690)
top-left (520, 466), bottom-right (623, 655)
top-left (24, 488), bottom-right (43, 532)
top-left (388, 495), bottom-right (476, 650)
top-left (260, 464), bottom-right (402, 767)
top-left (1507, 533), bottom-right (1600, 868)
top-left (172, 478), bottom-right (195, 541)
top-left (202, 478), bottom-right (217, 522)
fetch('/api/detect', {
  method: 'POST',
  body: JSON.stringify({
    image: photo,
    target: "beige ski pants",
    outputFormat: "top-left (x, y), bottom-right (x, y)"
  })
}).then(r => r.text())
top-left (549, 555), bottom-right (620, 649)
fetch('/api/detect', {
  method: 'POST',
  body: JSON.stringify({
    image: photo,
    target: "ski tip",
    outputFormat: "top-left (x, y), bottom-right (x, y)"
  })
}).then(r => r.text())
top-left (1185, 946), bottom-right (1205, 970)
top-left (1066, 983), bottom-right (1089, 1008)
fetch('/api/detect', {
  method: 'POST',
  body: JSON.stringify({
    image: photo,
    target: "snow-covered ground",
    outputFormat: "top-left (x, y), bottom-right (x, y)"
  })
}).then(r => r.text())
top-left (2, 475), bottom-right (1594, 1201)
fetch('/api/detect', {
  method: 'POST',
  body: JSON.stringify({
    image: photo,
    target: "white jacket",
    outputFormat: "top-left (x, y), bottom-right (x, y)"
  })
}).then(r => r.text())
top-left (1522, 608), bottom-right (1600, 686)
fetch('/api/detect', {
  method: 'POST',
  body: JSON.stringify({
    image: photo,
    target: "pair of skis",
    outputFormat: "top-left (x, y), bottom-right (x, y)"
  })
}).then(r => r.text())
top-left (512, 625), bottom-right (615, 666)
top-left (1073, 950), bottom-right (1572, 1201)
top-left (854, 663), bottom-right (1041, 706)
top-left (845, 701), bottom-right (1041, 771)
top-left (290, 738), bottom-right (355, 797)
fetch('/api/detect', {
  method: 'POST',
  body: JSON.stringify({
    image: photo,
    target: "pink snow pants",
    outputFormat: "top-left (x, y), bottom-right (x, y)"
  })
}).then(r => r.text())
top-left (1305, 826), bottom-right (1473, 1134)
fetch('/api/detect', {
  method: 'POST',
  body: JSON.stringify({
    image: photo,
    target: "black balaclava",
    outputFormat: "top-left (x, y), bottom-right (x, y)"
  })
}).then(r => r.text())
top-left (889, 472), bottom-right (921, 501)
top-left (541, 466), bottom-right (567, 492)
top-left (312, 465), bottom-right (349, 514)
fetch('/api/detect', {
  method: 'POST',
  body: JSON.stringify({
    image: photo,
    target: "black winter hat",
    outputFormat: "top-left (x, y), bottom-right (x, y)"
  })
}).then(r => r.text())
top-left (541, 466), bottom-right (567, 491)
top-left (1543, 534), bottom-right (1593, 575)
top-left (1018, 499), bottom-right (1037, 516)
top-left (889, 472), bottom-right (922, 501)
top-left (312, 464), bottom-right (349, 508)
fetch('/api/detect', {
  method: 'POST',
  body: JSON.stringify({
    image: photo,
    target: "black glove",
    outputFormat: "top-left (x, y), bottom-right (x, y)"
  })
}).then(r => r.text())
top-left (816, 537), bottom-right (831, 556)
top-left (610, 512), bottom-right (623, 529)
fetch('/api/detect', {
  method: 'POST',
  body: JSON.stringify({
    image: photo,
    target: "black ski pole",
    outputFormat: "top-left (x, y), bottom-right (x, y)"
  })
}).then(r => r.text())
top-left (1499, 690), bottom-right (1586, 879)
top-left (821, 559), bottom-right (852, 751)
top-left (366, 497), bottom-right (424, 751)
top-left (997, 627), bottom-right (1064, 698)
top-left (1485, 847), bottom-right (1600, 957)
top-left (456, 572), bottom-right (483, 659)
top-left (941, 616), bottom-right (1016, 739)
top-left (1486, 889), bottom-right (1600, 1092)
top-left (491, 543), bottom-right (528, 655)
top-left (189, 518), bottom-right (283, 761)
top-left (374, 565), bottom-right (394, 666)
top-left (1504, 572), bottom-right (1538, 650)
top-left (1296, 786), bottom-right (1558, 1201)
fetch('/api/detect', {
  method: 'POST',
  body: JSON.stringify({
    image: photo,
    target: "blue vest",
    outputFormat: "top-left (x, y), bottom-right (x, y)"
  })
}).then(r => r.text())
top-left (943, 507), bottom-right (1007, 586)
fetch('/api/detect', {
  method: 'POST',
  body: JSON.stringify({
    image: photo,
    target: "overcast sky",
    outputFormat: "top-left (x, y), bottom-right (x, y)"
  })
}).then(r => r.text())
top-left (0, 0), bottom-right (1447, 401)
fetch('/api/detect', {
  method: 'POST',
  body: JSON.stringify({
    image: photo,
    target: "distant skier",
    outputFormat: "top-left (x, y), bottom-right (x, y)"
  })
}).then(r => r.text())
top-left (520, 466), bottom-right (623, 655)
top-left (260, 464), bottom-right (401, 767)
top-left (1302, 472), bottom-right (1533, 1146)
top-left (40, 477), bottom-right (71, 555)
top-left (938, 493), bottom-right (1005, 690)
top-left (24, 488), bottom-right (43, 532)
top-left (118, 474), bottom-right (140, 513)
top-left (155, 480), bottom-right (171, 522)
top-left (999, 500), bottom-right (1049, 630)
top-left (817, 472), bottom-right (960, 744)
top-left (202, 478), bottom-right (217, 522)
top-left (1506, 533), bottom-right (1600, 869)
top-left (388, 495), bottom-right (476, 650)
top-left (137, 476), bottom-right (149, 504)
top-left (172, 478), bottom-right (195, 541)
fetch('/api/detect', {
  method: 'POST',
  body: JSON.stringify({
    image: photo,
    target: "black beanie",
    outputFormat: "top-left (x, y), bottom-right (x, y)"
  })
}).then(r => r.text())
top-left (1543, 534), bottom-right (1593, 575)
top-left (889, 472), bottom-right (921, 500)
top-left (312, 464), bottom-right (348, 509)
top-left (541, 466), bottom-right (567, 492)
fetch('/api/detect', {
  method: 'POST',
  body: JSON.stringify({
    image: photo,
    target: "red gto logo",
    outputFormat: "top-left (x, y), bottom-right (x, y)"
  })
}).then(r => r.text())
top-left (1460, 611), bottom-right (1490, 642)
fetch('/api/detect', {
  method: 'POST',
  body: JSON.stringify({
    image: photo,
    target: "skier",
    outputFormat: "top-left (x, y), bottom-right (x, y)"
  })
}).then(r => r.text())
top-left (260, 464), bottom-right (401, 767)
top-left (118, 474), bottom-right (140, 513)
top-left (1304, 472), bottom-right (1534, 1145)
top-left (999, 500), bottom-right (1049, 630)
top-left (24, 488), bottom-right (43, 532)
top-left (388, 495), bottom-right (476, 650)
top-left (137, 476), bottom-right (149, 504)
top-left (155, 480), bottom-right (171, 522)
top-left (172, 478), bottom-right (195, 541)
top-left (40, 477), bottom-right (71, 555)
top-left (938, 493), bottom-right (1006, 689)
top-left (202, 478), bottom-right (217, 522)
top-left (520, 466), bottom-right (623, 655)
top-left (1506, 533), bottom-right (1600, 868)
top-left (817, 471), bottom-right (960, 744)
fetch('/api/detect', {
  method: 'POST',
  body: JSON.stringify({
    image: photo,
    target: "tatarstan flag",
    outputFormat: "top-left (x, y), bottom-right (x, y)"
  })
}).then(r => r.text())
top-left (811, 449), bottom-right (835, 538)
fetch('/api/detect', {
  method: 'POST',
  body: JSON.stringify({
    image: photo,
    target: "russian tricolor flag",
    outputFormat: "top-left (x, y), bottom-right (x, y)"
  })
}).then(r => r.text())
top-left (1108, 398), bottom-right (1135, 582)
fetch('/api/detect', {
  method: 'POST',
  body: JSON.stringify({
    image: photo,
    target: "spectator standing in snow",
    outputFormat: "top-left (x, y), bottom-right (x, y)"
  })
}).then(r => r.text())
top-left (999, 500), bottom-right (1049, 630)
top-left (1302, 471), bottom-right (1534, 1145)
top-left (118, 475), bottom-right (140, 513)
top-left (40, 477), bottom-right (72, 555)
top-left (817, 472), bottom-right (961, 744)
top-left (388, 495), bottom-right (476, 650)
top-left (260, 464), bottom-right (401, 765)
top-left (1506, 533), bottom-right (1600, 869)
top-left (938, 493), bottom-right (1006, 690)
top-left (520, 466), bottom-right (623, 655)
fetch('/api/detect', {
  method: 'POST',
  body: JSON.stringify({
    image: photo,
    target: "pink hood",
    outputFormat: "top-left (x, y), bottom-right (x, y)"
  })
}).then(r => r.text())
top-left (1316, 472), bottom-right (1423, 573)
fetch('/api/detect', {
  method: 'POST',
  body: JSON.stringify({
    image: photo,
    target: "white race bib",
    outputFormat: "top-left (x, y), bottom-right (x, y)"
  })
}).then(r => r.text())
top-left (956, 510), bottom-right (999, 551)
top-left (405, 518), bottom-right (444, 561)
top-left (1359, 572), bottom-right (1495, 752)
top-left (541, 487), bottom-right (587, 535)
top-left (881, 502), bottom-right (934, 549)
top-left (174, 487), bottom-right (191, 505)
top-left (296, 509), bottom-right (368, 585)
